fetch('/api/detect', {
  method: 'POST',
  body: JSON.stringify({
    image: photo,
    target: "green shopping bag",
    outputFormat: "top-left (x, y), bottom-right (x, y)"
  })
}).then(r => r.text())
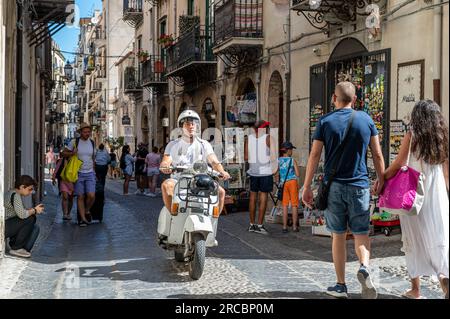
top-left (61, 155), bottom-right (83, 183)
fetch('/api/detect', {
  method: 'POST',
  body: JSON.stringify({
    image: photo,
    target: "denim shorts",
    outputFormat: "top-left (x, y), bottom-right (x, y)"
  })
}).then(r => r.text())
top-left (74, 172), bottom-right (96, 196)
top-left (147, 167), bottom-right (160, 177)
top-left (324, 182), bottom-right (371, 235)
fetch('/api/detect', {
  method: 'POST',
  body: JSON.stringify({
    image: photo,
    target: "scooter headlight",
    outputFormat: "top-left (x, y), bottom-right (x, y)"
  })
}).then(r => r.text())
top-left (193, 161), bottom-right (208, 174)
top-left (190, 174), bottom-right (217, 195)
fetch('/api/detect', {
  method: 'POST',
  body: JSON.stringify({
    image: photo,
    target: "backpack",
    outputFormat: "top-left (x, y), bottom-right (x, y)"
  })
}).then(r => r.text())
top-left (120, 155), bottom-right (127, 170)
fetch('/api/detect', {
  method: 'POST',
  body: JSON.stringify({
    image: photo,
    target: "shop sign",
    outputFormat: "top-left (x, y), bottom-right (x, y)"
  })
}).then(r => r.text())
top-left (122, 115), bottom-right (131, 125)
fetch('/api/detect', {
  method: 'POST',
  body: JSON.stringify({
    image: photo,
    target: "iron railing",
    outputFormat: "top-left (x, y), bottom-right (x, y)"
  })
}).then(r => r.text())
top-left (141, 55), bottom-right (167, 85)
top-left (166, 25), bottom-right (215, 74)
top-left (214, 0), bottom-right (263, 46)
top-left (123, 0), bottom-right (143, 14)
top-left (124, 66), bottom-right (141, 91)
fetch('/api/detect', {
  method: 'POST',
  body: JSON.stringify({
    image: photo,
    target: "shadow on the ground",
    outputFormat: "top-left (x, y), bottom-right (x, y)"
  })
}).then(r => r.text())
top-left (167, 291), bottom-right (402, 299)
top-left (54, 258), bottom-right (196, 283)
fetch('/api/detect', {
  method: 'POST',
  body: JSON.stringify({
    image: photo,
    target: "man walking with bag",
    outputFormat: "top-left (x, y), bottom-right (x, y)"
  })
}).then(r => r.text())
top-left (302, 82), bottom-right (385, 299)
top-left (63, 123), bottom-right (96, 227)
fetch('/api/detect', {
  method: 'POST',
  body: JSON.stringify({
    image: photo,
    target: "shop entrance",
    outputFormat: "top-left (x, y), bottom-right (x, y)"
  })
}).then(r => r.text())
top-left (309, 37), bottom-right (391, 178)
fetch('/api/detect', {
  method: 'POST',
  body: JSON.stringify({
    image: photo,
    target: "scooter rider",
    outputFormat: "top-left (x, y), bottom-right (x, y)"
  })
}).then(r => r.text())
top-left (160, 110), bottom-right (231, 214)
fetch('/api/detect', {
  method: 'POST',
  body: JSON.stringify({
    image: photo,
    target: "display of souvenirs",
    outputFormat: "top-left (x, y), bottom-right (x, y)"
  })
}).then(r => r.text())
top-left (371, 211), bottom-right (399, 222)
top-left (310, 104), bottom-right (324, 145)
top-left (229, 93), bottom-right (257, 125)
top-left (334, 58), bottom-right (365, 110)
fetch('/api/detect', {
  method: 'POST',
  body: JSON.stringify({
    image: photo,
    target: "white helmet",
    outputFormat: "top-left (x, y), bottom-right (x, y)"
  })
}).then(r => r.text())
top-left (178, 109), bottom-right (201, 136)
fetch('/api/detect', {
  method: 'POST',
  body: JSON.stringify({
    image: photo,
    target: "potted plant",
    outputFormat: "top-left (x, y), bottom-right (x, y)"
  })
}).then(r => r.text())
top-left (158, 34), bottom-right (175, 49)
top-left (137, 49), bottom-right (149, 63)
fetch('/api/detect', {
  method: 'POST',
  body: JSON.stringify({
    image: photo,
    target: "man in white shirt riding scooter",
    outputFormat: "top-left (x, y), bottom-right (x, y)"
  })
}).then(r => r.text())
top-left (160, 110), bottom-right (231, 215)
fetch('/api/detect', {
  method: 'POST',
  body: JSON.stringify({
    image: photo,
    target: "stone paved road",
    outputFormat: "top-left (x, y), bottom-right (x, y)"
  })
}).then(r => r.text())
top-left (0, 178), bottom-right (445, 299)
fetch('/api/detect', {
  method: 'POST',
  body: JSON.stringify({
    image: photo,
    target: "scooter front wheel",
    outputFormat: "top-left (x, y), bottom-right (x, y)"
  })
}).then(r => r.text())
top-left (189, 233), bottom-right (206, 280)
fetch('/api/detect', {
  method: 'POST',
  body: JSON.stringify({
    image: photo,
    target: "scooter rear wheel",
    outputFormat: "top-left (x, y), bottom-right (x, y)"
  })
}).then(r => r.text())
top-left (189, 233), bottom-right (206, 280)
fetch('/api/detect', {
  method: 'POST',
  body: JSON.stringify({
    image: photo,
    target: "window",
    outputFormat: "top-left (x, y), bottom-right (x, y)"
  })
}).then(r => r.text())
top-left (188, 0), bottom-right (194, 16)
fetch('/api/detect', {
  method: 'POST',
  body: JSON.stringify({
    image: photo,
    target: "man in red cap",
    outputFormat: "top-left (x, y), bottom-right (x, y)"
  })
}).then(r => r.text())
top-left (244, 120), bottom-right (277, 235)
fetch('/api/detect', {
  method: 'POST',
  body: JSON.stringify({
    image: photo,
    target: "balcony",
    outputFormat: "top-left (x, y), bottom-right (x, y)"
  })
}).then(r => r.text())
top-left (213, 0), bottom-right (263, 56)
top-left (124, 67), bottom-right (142, 93)
top-left (140, 56), bottom-right (168, 89)
top-left (123, 0), bottom-right (143, 28)
top-left (96, 67), bottom-right (107, 79)
top-left (93, 81), bottom-right (103, 92)
top-left (28, 0), bottom-right (75, 46)
top-left (166, 25), bottom-right (216, 86)
top-left (291, 0), bottom-right (386, 33)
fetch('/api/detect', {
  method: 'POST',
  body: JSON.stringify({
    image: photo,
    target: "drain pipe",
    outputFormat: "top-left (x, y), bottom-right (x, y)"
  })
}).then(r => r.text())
top-left (433, 0), bottom-right (442, 106)
top-left (286, 9), bottom-right (291, 141)
top-left (15, 3), bottom-right (23, 179)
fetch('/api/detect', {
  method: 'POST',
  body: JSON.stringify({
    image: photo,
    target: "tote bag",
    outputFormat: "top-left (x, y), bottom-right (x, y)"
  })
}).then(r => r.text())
top-left (61, 155), bottom-right (83, 183)
top-left (378, 136), bottom-right (425, 216)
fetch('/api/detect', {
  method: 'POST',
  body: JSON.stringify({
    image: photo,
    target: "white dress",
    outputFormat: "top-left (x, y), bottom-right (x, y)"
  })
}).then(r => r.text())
top-left (399, 153), bottom-right (449, 279)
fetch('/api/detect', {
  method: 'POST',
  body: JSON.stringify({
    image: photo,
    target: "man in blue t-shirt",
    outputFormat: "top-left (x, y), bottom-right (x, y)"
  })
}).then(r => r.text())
top-left (302, 81), bottom-right (385, 299)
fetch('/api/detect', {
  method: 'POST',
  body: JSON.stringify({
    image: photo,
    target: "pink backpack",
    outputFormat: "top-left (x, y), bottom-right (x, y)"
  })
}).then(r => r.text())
top-left (378, 136), bottom-right (425, 216)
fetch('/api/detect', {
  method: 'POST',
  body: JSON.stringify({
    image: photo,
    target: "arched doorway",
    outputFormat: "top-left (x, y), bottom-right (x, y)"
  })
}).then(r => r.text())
top-left (236, 78), bottom-right (257, 125)
top-left (268, 71), bottom-right (284, 146)
top-left (202, 98), bottom-right (216, 128)
top-left (178, 102), bottom-right (188, 117)
top-left (141, 106), bottom-right (149, 146)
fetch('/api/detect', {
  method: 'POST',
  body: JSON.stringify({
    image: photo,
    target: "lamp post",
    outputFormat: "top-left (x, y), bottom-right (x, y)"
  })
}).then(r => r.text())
top-left (64, 61), bottom-right (73, 81)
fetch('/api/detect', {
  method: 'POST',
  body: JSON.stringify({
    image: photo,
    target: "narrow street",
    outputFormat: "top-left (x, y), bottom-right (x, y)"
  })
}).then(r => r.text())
top-left (0, 178), bottom-right (444, 299)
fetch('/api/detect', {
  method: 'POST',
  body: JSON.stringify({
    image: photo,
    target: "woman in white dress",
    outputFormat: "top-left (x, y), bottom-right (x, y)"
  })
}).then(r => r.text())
top-left (383, 100), bottom-right (449, 299)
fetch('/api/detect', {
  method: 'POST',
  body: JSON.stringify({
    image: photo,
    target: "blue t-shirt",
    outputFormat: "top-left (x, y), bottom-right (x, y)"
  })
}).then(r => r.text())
top-left (278, 157), bottom-right (296, 183)
top-left (312, 108), bottom-right (378, 188)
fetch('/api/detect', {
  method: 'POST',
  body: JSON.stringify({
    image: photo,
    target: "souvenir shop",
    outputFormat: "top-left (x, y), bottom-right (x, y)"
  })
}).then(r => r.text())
top-left (223, 80), bottom-right (258, 213)
top-left (307, 38), bottom-right (400, 236)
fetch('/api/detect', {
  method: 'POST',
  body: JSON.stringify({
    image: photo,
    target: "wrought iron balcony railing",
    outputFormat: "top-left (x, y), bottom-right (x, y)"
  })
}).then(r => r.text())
top-left (124, 67), bottom-right (142, 93)
top-left (141, 55), bottom-right (168, 87)
top-left (123, 0), bottom-right (143, 27)
top-left (291, 0), bottom-right (386, 33)
top-left (166, 25), bottom-right (215, 75)
top-left (214, 0), bottom-right (263, 46)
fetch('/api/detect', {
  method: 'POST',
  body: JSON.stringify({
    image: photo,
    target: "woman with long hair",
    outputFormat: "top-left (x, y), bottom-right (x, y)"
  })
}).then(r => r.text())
top-left (120, 145), bottom-right (135, 195)
top-left (383, 100), bottom-right (449, 299)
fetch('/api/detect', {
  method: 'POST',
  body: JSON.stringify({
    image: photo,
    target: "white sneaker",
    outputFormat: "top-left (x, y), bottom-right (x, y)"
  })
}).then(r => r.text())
top-left (145, 192), bottom-right (156, 197)
top-left (134, 190), bottom-right (143, 195)
top-left (9, 248), bottom-right (31, 258)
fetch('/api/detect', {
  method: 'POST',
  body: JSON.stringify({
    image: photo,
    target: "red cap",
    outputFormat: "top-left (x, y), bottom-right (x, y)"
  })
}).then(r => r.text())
top-left (258, 121), bottom-right (271, 129)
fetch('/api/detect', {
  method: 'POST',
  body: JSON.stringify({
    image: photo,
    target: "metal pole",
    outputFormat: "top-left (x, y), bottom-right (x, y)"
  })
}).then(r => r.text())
top-left (286, 8), bottom-right (291, 141)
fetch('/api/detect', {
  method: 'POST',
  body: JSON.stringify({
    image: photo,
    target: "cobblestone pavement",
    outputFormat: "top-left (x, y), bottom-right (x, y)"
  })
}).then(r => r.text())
top-left (0, 178), bottom-right (445, 299)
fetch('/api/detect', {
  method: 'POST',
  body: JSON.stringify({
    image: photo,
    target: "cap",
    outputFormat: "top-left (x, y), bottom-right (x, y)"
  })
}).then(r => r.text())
top-left (280, 141), bottom-right (296, 150)
top-left (254, 120), bottom-right (271, 129)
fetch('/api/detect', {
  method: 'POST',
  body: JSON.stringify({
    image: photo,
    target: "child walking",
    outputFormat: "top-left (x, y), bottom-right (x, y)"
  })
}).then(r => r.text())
top-left (278, 142), bottom-right (300, 233)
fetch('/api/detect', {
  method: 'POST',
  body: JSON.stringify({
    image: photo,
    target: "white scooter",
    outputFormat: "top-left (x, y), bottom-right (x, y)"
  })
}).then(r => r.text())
top-left (157, 161), bottom-right (222, 280)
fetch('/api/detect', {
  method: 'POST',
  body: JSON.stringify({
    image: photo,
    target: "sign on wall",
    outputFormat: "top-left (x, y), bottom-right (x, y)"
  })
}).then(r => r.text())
top-left (397, 60), bottom-right (424, 124)
top-left (389, 120), bottom-right (408, 163)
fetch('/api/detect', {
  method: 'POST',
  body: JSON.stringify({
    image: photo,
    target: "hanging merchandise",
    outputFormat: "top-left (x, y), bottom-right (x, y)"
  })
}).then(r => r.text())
top-left (235, 94), bottom-right (257, 125)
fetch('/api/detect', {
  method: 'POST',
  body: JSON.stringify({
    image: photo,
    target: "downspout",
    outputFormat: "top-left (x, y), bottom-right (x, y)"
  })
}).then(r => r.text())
top-left (433, 0), bottom-right (442, 106)
top-left (15, 3), bottom-right (23, 179)
top-left (286, 9), bottom-right (291, 141)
